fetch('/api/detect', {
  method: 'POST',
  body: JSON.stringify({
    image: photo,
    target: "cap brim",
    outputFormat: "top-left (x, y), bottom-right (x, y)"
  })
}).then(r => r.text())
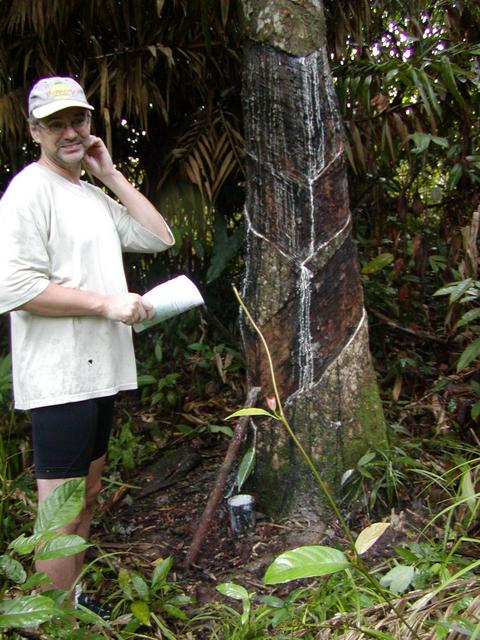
top-left (31, 100), bottom-right (94, 119)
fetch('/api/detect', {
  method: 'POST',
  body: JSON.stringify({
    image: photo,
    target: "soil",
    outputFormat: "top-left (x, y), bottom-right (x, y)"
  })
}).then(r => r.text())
top-left (92, 440), bottom-right (301, 604)
top-left (90, 433), bottom-right (413, 609)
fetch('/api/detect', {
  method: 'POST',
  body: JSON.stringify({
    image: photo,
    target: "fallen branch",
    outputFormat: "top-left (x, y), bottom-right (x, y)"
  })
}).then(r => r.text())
top-left (369, 308), bottom-right (447, 343)
top-left (184, 386), bottom-right (261, 568)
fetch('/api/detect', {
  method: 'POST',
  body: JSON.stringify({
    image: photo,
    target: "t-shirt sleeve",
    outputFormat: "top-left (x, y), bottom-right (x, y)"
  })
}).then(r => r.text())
top-left (101, 190), bottom-right (175, 253)
top-left (0, 203), bottom-right (51, 314)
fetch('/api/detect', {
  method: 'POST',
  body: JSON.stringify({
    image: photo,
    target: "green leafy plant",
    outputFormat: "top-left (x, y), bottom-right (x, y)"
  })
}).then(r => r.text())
top-left (107, 412), bottom-right (157, 474)
top-left (112, 556), bottom-right (192, 637)
top-left (226, 287), bottom-right (422, 638)
top-left (137, 336), bottom-right (180, 408)
top-left (216, 583), bottom-right (252, 627)
top-left (0, 478), bottom-right (191, 639)
top-left (208, 581), bottom-right (284, 640)
top-left (0, 479), bottom-right (105, 634)
top-left (187, 341), bottom-right (243, 384)
top-left (340, 442), bottom-right (424, 514)
top-left (434, 276), bottom-right (480, 372)
top-left (0, 415), bottom-right (32, 550)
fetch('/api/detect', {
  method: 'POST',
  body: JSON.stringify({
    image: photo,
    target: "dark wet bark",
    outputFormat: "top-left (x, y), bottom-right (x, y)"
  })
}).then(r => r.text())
top-left (239, 0), bottom-right (386, 518)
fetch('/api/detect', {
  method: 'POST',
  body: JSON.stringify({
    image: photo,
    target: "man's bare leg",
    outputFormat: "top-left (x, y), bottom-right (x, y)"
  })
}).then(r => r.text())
top-left (74, 454), bottom-right (106, 577)
top-left (35, 454), bottom-right (107, 592)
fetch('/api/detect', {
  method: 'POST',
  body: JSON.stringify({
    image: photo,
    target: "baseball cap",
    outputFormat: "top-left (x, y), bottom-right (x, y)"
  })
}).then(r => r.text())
top-left (28, 77), bottom-right (94, 119)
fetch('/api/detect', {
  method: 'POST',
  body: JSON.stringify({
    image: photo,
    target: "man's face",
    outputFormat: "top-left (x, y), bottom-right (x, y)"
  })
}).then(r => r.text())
top-left (29, 107), bottom-right (92, 171)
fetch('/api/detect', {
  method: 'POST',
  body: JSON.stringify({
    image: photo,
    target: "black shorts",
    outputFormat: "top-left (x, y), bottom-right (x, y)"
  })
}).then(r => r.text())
top-left (31, 395), bottom-right (116, 479)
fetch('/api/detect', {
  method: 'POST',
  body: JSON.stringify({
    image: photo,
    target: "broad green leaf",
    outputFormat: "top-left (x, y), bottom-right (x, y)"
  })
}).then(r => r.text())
top-left (433, 284), bottom-right (456, 297)
top-left (360, 74), bottom-right (372, 115)
top-left (237, 447), bottom-right (255, 491)
top-left (350, 121), bottom-right (367, 171)
top-left (217, 582), bottom-right (249, 601)
top-left (455, 308), bottom-right (480, 329)
top-left (409, 132), bottom-right (432, 154)
top-left (471, 400), bottom-right (480, 420)
top-left (168, 594), bottom-right (192, 606)
top-left (131, 600), bottom-right (150, 624)
top-left (410, 68), bottom-right (432, 117)
top-left (380, 564), bottom-right (415, 594)
top-left (457, 336), bottom-right (480, 371)
top-left (261, 595), bottom-right (286, 608)
top-left (447, 163), bottom-right (463, 191)
top-left (188, 342), bottom-right (208, 352)
top-left (381, 120), bottom-right (395, 161)
top-left (74, 604), bottom-right (109, 626)
top-left (386, 68), bottom-right (399, 82)
top-left (439, 56), bottom-right (465, 107)
top-left (418, 69), bottom-right (442, 117)
top-left (264, 546), bottom-right (350, 584)
top-left (225, 408), bottom-right (276, 420)
top-left (132, 572), bottom-right (149, 600)
top-left (0, 595), bottom-right (57, 628)
top-left (34, 478), bottom-right (85, 534)
top-left (9, 531), bottom-right (55, 556)
top-left (270, 609), bottom-right (290, 626)
top-left (34, 534), bottom-right (89, 560)
top-left (151, 556), bottom-right (173, 589)
top-left (460, 468), bottom-right (477, 514)
top-left (355, 522), bottom-right (390, 555)
top-left (162, 603), bottom-right (188, 621)
top-left (155, 612), bottom-right (178, 640)
top-left (209, 424), bottom-right (234, 436)
top-left (175, 424), bottom-right (194, 434)
top-left (434, 279), bottom-right (473, 304)
top-left (118, 568), bottom-right (133, 600)
top-left (358, 450), bottom-right (376, 466)
top-left (206, 219), bottom-right (244, 283)
top-left (430, 135), bottom-right (449, 148)
top-left (216, 583), bottom-right (250, 625)
top-left (362, 253), bottom-right (394, 275)
top-left (0, 555), bottom-right (26, 583)
top-left (21, 572), bottom-right (50, 591)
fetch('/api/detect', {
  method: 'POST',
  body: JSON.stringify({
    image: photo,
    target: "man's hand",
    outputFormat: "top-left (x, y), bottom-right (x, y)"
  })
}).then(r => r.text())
top-left (101, 293), bottom-right (155, 325)
top-left (82, 136), bottom-right (117, 181)
top-left (18, 283), bottom-right (155, 324)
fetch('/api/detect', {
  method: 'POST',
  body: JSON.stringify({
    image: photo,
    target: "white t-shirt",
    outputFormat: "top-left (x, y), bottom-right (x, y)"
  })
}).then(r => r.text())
top-left (0, 163), bottom-right (174, 410)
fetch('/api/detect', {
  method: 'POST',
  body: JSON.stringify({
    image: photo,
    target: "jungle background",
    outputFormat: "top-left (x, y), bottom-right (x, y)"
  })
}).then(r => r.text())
top-left (0, 1), bottom-right (480, 638)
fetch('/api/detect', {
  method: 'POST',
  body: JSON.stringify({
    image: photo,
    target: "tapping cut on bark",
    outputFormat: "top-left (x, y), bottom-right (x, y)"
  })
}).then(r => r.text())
top-left (239, 0), bottom-right (386, 518)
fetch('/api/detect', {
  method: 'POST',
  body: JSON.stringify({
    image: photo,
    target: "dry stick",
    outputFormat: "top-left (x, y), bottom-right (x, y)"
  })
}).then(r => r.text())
top-left (184, 386), bottom-right (261, 568)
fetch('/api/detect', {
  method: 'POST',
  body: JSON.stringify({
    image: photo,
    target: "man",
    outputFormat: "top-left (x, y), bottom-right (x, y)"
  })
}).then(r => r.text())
top-left (0, 76), bottom-right (174, 601)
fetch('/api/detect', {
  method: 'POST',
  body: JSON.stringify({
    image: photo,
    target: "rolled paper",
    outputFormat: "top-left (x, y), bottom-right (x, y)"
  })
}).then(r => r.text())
top-left (133, 275), bottom-right (204, 333)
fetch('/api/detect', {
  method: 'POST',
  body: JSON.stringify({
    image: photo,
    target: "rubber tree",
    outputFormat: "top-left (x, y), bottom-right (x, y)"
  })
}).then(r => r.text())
top-left (238, 0), bottom-right (386, 518)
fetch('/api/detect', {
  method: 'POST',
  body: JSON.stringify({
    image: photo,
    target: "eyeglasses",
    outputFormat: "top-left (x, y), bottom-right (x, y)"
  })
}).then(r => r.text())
top-left (35, 112), bottom-right (91, 135)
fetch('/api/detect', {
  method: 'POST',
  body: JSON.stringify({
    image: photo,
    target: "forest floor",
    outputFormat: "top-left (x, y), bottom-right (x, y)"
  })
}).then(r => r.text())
top-left (85, 330), bottom-right (478, 620)
top-left (89, 423), bottom-right (415, 609)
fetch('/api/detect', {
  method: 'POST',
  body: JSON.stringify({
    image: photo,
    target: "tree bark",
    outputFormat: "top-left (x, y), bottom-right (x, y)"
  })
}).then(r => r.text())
top-left (239, 0), bottom-right (386, 518)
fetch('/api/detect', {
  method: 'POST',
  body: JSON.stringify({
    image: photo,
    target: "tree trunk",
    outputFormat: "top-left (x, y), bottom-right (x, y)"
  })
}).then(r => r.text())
top-left (239, 0), bottom-right (386, 518)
